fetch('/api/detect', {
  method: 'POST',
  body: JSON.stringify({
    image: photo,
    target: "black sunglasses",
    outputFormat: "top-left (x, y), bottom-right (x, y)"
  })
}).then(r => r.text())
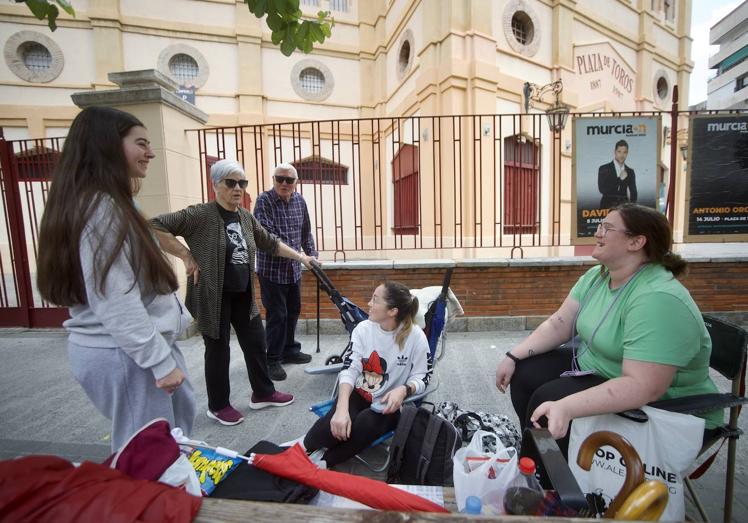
top-left (274, 175), bottom-right (297, 185)
top-left (223, 179), bottom-right (248, 189)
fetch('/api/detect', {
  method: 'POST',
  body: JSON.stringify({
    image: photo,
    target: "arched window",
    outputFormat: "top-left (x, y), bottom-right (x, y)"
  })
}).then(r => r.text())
top-left (292, 156), bottom-right (348, 185)
top-left (503, 135), bottom-right (539, 234)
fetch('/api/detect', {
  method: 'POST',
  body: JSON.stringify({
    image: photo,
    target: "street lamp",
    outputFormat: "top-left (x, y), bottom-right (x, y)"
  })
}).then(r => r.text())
top-left (523, 79), bottom-right (569, 132)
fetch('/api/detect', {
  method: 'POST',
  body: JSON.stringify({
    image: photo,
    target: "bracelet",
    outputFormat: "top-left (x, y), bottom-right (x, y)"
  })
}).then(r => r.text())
top-left (505, 351), bottom-right (521, 364)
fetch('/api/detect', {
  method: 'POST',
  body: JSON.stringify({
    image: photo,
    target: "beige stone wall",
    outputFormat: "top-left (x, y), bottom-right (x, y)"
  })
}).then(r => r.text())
top-left (0, 0), bottom-right (694, 251)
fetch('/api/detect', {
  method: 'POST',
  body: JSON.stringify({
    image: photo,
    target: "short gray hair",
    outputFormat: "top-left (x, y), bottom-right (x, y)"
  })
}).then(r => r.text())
top-left (211, 159), bottom-right (245, 185)
top-left (273, 163), bottom-right (298, 179)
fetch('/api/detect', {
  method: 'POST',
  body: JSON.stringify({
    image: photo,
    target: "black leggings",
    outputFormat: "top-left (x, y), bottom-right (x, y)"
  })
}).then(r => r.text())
top-left (509, 347), bottom-right (606, 457)
top-left (510, 347), bottom-right (721, 460)
top-left (303, 393), bottom-right (400, 467)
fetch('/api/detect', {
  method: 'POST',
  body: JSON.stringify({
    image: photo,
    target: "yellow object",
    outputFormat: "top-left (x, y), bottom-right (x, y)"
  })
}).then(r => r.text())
top-left (616, 480), bottom-right (669, 521)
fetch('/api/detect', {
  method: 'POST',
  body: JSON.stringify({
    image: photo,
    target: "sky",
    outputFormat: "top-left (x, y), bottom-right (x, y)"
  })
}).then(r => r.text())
top-left (688, 0), bottom-right (744, 105)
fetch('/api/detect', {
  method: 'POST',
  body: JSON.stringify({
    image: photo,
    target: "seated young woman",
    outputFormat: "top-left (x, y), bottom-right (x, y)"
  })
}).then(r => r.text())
top-left (495, 203), bottom-right (721, 457)
top-left (304, 281), bottom-right (432, 467)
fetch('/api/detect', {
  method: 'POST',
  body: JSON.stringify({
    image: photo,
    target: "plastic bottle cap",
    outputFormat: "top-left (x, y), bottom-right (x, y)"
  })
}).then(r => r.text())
top-left (465, 495), bottom-right (482, 514)
top-left (519, 456), bottom-right (536, 475)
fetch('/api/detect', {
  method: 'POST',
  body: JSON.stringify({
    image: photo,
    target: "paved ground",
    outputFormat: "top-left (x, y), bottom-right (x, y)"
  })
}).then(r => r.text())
top-left (1, 327), bottom-right (745, 521)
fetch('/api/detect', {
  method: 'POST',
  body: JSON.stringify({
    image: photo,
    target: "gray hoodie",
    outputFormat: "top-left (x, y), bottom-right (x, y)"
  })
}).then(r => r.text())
top-left (64, 197), bottom-right (192, 380)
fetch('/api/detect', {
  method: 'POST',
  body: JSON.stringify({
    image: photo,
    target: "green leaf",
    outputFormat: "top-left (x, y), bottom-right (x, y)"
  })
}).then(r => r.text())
top-left (55, 0), bottom-right (75, 16)
top-left (46, 4), bottom-right (59, 30)
top-left (280, 37), bottom-right (295, 56)
top-left (309, 23), bottom-right (324, 43)
top-left (294, 22), bottom-right (309, 46)
top-left (25, 0), bottom-right (50, 19)
top-left (247, 0), bottom-right (267, 18)
top-left (271, 29), bottom-right (284, 45)
top-left (266, 11), bottom-right (283, 31)
top-left (320, 22), bottom-right (331, 38)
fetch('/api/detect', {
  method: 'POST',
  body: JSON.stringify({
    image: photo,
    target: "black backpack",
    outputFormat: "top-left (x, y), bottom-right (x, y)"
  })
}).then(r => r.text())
top-left (386, 403), bottom-right (461, 486)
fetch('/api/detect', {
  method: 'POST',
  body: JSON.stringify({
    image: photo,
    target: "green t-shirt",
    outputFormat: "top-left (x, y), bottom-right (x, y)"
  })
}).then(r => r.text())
top-left (570, 264), bottom-right (722, 429)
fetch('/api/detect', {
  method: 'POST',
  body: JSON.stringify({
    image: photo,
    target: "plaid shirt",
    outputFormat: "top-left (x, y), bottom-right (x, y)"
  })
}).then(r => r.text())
top-left (254, 189), bottom-right (317, 284)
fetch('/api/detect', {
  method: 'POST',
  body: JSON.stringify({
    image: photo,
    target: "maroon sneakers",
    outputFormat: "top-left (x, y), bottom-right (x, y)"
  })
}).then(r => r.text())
top-left (206, 405), bottom-right (244, 426)
top-left (249, 390), bottom-right (295, 410)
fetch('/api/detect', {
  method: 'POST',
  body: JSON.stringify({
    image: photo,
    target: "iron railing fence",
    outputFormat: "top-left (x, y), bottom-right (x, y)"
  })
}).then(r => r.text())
top-left (194, 111), bottom-right (687, 260)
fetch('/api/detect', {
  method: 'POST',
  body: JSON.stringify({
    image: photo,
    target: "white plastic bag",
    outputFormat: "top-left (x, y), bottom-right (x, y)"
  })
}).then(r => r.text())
top-left (158, 453), bottom-right (202, 497)
top-left (453, 429), bottom-right (518, 513)
top-left (568, 406), bottom-right (704, 521)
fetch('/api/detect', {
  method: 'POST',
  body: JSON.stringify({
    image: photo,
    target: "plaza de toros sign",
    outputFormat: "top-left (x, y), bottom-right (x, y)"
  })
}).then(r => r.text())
top-left (563, 42), bottom-right (637, 109)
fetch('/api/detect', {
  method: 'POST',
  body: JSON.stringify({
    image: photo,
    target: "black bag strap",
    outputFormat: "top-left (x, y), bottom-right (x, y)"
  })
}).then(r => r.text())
top-left (416, 413), bottom-right (443, 483)
top-left (453, 411), bottom-right (492, 441)
top-left (389, 405), bottom-right (419, 477)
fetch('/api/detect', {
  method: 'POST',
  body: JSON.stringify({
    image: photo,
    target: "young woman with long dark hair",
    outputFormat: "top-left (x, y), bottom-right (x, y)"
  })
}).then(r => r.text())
top-left (37, 106), bottom-right (196, 450)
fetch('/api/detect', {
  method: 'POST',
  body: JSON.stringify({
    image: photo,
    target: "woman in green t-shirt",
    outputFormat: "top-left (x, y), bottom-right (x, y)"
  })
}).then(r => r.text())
top-left (495, 204), bottom-right (720, 457)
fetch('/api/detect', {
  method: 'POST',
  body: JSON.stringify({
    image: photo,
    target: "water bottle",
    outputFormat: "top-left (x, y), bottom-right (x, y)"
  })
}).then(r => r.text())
top-left (464, 495), bottom-right (482, 515)
top-left (503, 457), bottom-right (545, 515)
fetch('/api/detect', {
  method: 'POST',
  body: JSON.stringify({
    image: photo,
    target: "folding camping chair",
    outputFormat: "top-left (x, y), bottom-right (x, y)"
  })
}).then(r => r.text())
top-left (308, 269), bottom-right (455, 472)
top-left (566, 314), bottom-right (748, 522)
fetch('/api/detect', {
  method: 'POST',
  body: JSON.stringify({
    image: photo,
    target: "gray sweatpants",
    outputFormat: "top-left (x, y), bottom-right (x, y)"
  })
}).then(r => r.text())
top-left (68, 341), bottom-right (196, 451)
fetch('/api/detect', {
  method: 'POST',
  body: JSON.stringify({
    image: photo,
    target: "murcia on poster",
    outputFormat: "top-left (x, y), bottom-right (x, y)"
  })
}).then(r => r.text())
top-left (572, 117), bottom-right (661, 242)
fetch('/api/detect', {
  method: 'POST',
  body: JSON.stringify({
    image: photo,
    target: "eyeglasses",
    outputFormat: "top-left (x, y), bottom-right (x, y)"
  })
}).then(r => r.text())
top-left (223, 179), bottom-right (248, 189)
top-left (596, 223), bottom-right (631, 237)
top-left (274, 175), bottom-right (297, 185)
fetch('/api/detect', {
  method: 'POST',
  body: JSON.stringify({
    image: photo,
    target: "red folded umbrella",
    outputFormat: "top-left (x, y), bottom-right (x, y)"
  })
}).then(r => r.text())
top-left (250, 444), bottom-right (449, 513)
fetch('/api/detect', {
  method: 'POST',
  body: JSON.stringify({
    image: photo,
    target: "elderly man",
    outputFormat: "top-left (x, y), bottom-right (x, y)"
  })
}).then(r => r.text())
top-left (254, 163), bottom-right (318, 381)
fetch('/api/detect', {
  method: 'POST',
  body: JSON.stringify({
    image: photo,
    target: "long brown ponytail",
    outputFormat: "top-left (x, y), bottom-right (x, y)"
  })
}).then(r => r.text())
top-left (383, 281), bottom-right (419, 350)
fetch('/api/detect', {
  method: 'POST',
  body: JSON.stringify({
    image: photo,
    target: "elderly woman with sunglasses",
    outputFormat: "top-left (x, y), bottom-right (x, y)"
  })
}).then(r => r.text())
top-left (495, 204), bottom-right (721, 457)
top-left (150, 159), bottom-right (314, 427)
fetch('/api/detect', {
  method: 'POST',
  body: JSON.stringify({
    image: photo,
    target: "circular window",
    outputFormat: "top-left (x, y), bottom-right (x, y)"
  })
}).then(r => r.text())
top-left (657, 77), bottom-right (669, 99)
top-left (399, 41), bottom-right (411, 73)
top-left (168, 54), bottom-right (199, 85)
top-left (511, 12), bottom-right (533, 45)
top-left (291, 59), bottom-right (334, 101)
top-left (157, 44), bottom-right (209, 88)
top-left (653, 70), bottom-right (670, 103)
top-left (502, 1), bottom-right (541, 57)
top-left (4, 31), bottom-right (64, 83)
top-left (396, 29), bottom-right (414, 80)
top-left (21, 42), bottom-right (52, 72)
top-left (300, 67), bottom-right (325, 94)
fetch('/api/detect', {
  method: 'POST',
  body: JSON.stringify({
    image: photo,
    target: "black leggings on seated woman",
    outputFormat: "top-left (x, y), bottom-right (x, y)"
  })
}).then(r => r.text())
top-left (510, 347), bottom-right (720, 461)
top-left (304, 392), bottom-right (400, 467)
top-left (510, 347), bottom-right (607, 458)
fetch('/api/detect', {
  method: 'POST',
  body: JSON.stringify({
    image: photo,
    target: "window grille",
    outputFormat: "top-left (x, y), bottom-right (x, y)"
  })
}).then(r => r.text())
top-left (300, 68), bottom-right (325, 94)
top-left (169, 54), bottom-right (199, 85)
top-left (21, 42), bottom-right (52, 72)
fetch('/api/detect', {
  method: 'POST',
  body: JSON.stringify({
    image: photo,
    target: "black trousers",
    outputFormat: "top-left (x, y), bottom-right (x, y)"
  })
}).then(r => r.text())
top-left (258, 274), bottom-right (302, 365)
top-left (202, 291), bottom-right (275, 412)
top-left (303, 393), bottom-right (400, 467)
top-left (510, 348), bottom-right (720, 461)
top-left (509, 347), bottom-right (606, 458)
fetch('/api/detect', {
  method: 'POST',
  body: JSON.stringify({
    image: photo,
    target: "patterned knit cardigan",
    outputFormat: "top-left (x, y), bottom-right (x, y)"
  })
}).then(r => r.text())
top-left (150, 201), bottom-right (279, 340)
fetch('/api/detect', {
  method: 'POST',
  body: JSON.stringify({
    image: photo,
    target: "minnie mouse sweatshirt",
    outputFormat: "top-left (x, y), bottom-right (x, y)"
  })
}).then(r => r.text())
top-left (338, 320), bottom-right (433, 412)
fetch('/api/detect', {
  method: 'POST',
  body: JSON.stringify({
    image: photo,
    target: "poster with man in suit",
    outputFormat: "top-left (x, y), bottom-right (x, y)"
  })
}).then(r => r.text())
top-left (598, 139), bottom-right (637, 208)
top-left (573, 117), bottom-right (659, 240)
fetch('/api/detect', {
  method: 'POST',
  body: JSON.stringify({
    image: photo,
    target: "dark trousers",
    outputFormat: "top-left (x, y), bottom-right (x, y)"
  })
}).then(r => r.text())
top-left (510, 347), bottom-right (606, 458)
top-left (202, 291), bottom-right (275, 412)
top-left (304, 393), bottom-right (400, 467)
top-left (510, 348), bottom-right (720, 463)
top-left (258, 274), bottom-right (302, 364)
